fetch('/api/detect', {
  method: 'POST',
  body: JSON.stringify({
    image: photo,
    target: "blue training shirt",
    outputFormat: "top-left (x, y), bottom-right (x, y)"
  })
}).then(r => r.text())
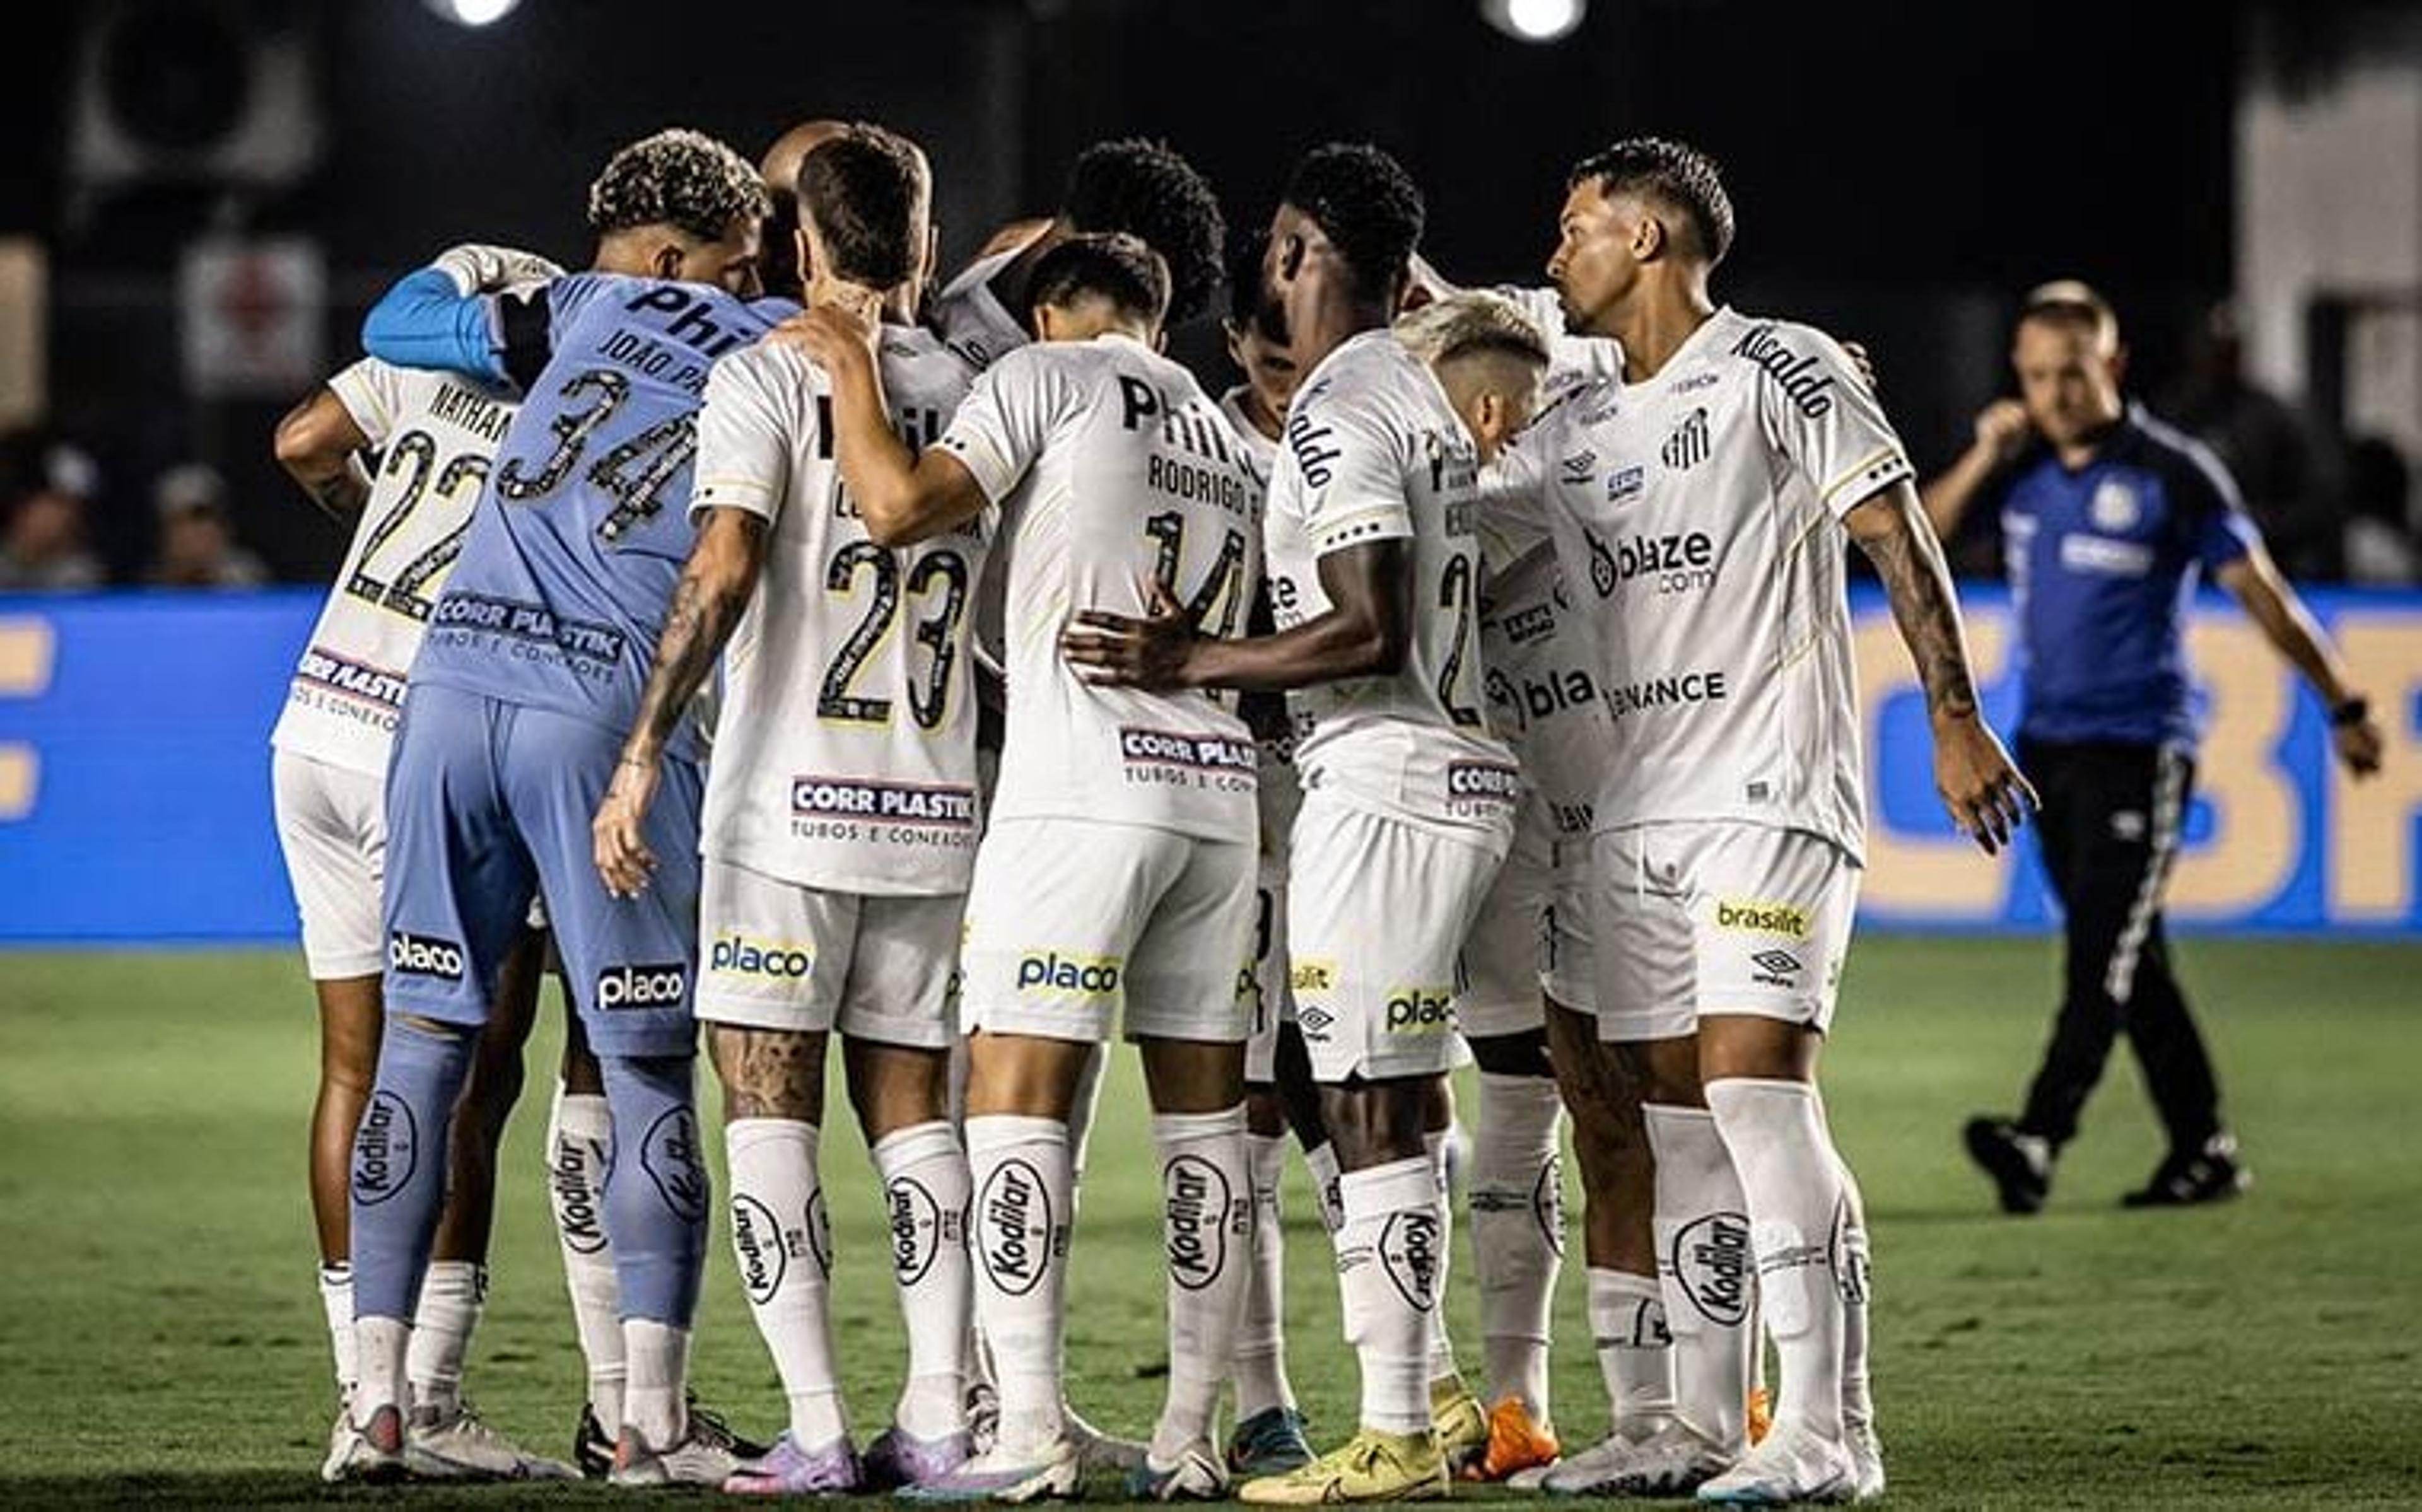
top-left (1998, 403), bottom-right (2259, 749)
top-left (366, 270), bottom-right (795, 755)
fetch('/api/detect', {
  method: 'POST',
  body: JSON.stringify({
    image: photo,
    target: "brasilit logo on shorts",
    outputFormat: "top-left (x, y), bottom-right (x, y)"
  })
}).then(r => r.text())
top-left (1714, 898), bottom-right (1811, 939)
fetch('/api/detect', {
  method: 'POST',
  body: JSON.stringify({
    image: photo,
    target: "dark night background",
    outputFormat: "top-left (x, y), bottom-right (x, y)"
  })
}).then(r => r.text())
top-left (0, 0), bottom-right (2392, 583)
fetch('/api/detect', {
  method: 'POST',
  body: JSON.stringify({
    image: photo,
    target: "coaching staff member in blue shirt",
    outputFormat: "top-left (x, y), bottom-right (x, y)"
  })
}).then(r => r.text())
top-left (1923, 281), bottom-right (2383, 1213)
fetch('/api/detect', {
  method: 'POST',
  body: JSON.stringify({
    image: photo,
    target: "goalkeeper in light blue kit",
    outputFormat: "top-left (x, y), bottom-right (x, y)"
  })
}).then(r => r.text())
top-left (331, 128), bottom-right (788, 1487)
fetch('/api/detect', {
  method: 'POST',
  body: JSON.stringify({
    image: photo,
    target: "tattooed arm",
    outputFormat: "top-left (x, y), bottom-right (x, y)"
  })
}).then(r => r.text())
top-left (271, 387), bottom-right (375, 522)
top-left (1842, 481), bottom-right (2037, 853)
top-left (592, 507), bottom-right (769, 897)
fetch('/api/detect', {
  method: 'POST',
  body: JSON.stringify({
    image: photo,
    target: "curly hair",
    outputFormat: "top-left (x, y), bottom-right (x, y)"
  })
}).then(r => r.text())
top-left (1027, 232), bottom-right (1171, 327)
top-left (1281, 142), bottom-right (1425, 303)
top-left (1566, 137), bottom-right (1735, 267)
top-left (1059, 137), bottom-right (1225, 325)
top-left (587, 127), bottom-right (771, 245)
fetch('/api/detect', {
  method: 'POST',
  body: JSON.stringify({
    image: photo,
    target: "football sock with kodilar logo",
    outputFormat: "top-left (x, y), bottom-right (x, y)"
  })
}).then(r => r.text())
top-left (966, 1114), bottom-right (1074, 1455)
top-left (1336, 1155), bottom-right (1445, 1436)
top-left (598, 1053), bottom-right (708, 1450)
top-left (1471, 1071), bottom-right (1566, 1419)
top-left (1586, 1267), bottom-right (1676, 1434)
top-left (1707, 1079), bottom-right (1848, 1441)
top-left (1232, 1130), bottom-right (1299, 1422)
top-left (871, 1120), bottom-right (974, 1441)
top-left (545, 1084), bottom-right (626, 1436)
top-left (1150, 1105), bottom-right (1252, 1462)
top-left (1420, 1129), bottom-right (1464, 1390)
top-left (348, 1016), bottom-right (473, 1422)
top-left (1642, 1102), bottom-right (1752, 1454)
top-left (727, 1118), bottom-right (846, 1452)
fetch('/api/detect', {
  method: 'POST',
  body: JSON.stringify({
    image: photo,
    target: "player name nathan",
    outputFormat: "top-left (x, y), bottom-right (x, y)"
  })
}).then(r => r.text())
top-left (791, 776), bottom-right (977, 827)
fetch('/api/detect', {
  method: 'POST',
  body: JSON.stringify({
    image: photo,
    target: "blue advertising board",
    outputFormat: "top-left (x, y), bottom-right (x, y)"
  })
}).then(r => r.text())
top-left (1, 585), bottom-right (2418, 945)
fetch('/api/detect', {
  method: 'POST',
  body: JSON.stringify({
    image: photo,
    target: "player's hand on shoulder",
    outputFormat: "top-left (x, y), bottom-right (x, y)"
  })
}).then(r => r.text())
top-left (592, 753), bottom-right (662, 898)
top-left (1974, 399), bottom-right (2033, 466)
top-left (1060, 579), bottom-right (1198, 691)
top-left (1840, 339), bottom-right (1878, 392)
top-left (772, 304), bottom-right (878, 374)
top-left (1933, 712), bottom-right (2037, 856)
top-left (2334, 705), bottom-right (2385, 779)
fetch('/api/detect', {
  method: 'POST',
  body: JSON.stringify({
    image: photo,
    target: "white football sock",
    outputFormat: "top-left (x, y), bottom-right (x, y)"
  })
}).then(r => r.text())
top-left (624, 1318), bottom-right (691, 1450)
top-left (1835, 1152), bottom-right (1875, 1434)
top-left (319, 1262), bottom-right (357, 1395)
top-left (1066, 1044), bottom-right (1108, 1182)
top-left (1304, 1141), bottom-right (1347, 1236)
top-left (1232, 1131), bottom-right (1297, 1421)
top-left (1420, 1129), bottom-right (1462, 1389)
top-left (872, 1120), bottom-right (974, 1440)
top-left (1643, 1102), bottom-right (1752, 1455)
top-left (727, 1119), bottom-right (846, 1451)
top-left (354, 1315), bottom-right (411, 1424)
top-left (1152, 1105), bottom-right (1251, 1459)
top-left (1336, 1156), bottom-right (1442, 1436)
top-left (1586, 1267), bottom-right (1674, 1435)
top-left (967, 1114), bottom-right (1073, 1455)
top-left (1471, 1071), bottom-right (1564, 1417)
top-left (406, 1260), bottom-right (486, 1416)
top-left (1704, 1079), bottom-right (1847, 1441)
top-left (546, 1085), bottom-right (624, 1432)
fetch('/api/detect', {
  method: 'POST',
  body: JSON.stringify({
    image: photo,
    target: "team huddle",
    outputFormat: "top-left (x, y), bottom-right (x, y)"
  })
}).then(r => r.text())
top-left (268, 117), bottom-right (2030, 1505)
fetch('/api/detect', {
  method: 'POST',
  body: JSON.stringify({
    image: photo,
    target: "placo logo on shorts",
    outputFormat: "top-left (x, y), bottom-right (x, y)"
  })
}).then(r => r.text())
top-left (350, 1090), bottom-right (418, 1206)
top-left (1671, 1211), bottom-right (1753, 1326)
top-left (887, 1174), bottom-right (954, 1288)
top-left (596, 962), bottom-right (687, 1011)
top-left (640, 1107), bottom-right (709, 1223)
top-left (1015, 951), bottom-right (1121, 999)
top-left (1384, 986), bottom-right (1454, 1033)
top-left (1163, 1154), bottom-right (1239, 1292)
top-left (976, 1157), bottom-right (1057, 1296)
top-left (389, 931), bottom-right (464, 982)
top-left (1715, 898), bottom-right (1811, 939)
top-left (1378, 1209), bottom-right (1441, 1311)
top-left (709, 934), bottom-right (814, 980)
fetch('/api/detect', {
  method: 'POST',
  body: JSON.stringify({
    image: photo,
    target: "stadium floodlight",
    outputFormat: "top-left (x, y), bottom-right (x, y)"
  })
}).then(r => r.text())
top-left (1482, 0), bottom-right (1586, 44)
top-left (424, 0), bottom-right (522, 26)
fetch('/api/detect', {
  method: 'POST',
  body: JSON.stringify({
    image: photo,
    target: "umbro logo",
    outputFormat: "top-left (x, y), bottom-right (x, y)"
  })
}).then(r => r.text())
top-left (1662, 407), bottom-right (1711, 472)
top-left (1750, 948), bottom-right (1802, 987)
top-left (1559, 450), bottom-right (1596, 484)
top-left (1297, 1006), bottom-right (1336, 1039)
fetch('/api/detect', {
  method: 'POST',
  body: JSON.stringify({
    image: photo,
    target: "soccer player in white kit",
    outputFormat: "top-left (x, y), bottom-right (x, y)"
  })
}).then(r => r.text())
top-left (783, 231), bottom-right (1265, 1503)
top-left (1063, 144), bottom-right (1548, 1506)
top-left (271, 242), bottom-right (582, 1484)
top-left (590, 124), bottom-right (987, 1496)
top-left (1520, 139), bottom-right (2034, 1504)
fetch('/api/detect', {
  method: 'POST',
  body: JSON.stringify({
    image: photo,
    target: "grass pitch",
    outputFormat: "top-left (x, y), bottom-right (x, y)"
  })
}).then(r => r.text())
top-left (1, 936), bottom-right (2418, 1507)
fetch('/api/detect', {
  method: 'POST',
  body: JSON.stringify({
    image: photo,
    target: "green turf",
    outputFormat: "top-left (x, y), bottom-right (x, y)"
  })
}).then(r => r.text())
top-left (2, 938), bottom-right (2419, 1507)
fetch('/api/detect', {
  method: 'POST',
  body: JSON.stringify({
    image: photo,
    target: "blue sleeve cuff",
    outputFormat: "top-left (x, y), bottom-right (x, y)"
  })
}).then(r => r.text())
top-left (360, 268), bottom-right (507, 385)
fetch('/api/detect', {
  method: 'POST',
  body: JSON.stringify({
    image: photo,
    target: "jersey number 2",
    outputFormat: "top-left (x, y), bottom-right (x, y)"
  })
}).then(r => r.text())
top-left (818, 544), bottom-right (971, 730)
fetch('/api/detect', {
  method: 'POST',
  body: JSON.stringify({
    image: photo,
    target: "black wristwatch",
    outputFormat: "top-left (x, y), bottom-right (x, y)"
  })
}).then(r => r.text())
top-left (2330, 695), bottom-right (2370, 729)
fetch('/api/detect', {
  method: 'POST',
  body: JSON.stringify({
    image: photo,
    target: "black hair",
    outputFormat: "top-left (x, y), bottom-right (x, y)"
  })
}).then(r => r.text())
top-left (797, 124), bottom-right (927, 288)
top-left (1059, 138), bottom-right (1225, 325)
top-left (1281, 142), bottom-right (1425, 303)
top-left (1027, 232), bottom-right (1171, 327)
top-left (1565, 136), bottom-right (1735, 267)
top-left (1225, 226), bottom-right (1268, 327)
top-left (587, 127), bottom-right (770, 243)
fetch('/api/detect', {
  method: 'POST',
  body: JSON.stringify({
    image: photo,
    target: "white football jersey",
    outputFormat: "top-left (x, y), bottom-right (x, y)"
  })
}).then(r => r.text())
top-left (1531, 306), bottom-right (1912, 860)
top-left (942, 334), bottom-right (1261, 841)
top-left (1480, 540), bottom-right (1601, 844)
top-left (691, 324), bottom-right (986, 895)
top-left (1264, 330), bottom-right (1519, 839)
top-left (927, 248), bottom-right (1029, 374)
top-left (1220, 384), bottom-right (1303, 873)
top-left (270, 358), bottom-right (518, 776)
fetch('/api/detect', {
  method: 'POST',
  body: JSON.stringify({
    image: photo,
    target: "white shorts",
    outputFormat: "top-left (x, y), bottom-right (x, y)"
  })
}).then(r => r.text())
top-left (1459, 794), bottom-right (1553, 1039)
top-left (960, 817), bottom-right (1257, 1045)
top-left (695, 857), bottom-right (963, 1050)
top-left (272, 750), bottom-right (385, 979)
top-left (1243, 864), bottom-right (1296, 1085)
top-left (1589, 822), bottom-right (1859, 1043)
top-left (1287, 790), bottom-right (1508, 1083)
